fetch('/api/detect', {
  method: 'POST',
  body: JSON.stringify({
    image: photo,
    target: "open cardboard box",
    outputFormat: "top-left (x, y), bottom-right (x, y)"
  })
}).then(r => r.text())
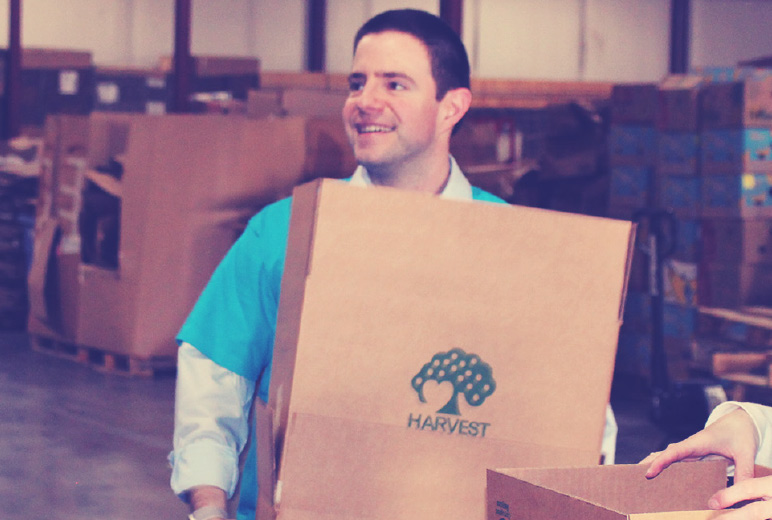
top-left (256, 179), bottom-right (636, 519)
top-left (488, 461), bottom-right (772, 519)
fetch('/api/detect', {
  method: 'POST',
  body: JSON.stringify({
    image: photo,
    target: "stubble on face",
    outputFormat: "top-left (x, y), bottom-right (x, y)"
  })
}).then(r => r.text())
top-left (343, 31), bottom-right (450, 190)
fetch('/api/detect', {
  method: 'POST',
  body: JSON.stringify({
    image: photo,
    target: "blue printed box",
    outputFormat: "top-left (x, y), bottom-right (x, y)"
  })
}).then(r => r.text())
top-left (658, 175), bottom-right (701, 217)
top-left (701, 128), bottom-right (772, 175)
top-left (673, 218), bottom-right (701, 262)
top-left (657, 132), bottom-right (700, 175)
top-left (663, 259), bottom-right (698, 307)
top-left (609, 125), bottom-right (657, 165)
top-left (663, 302), bottom-right (698, 340)
top-left (701, 173), bottom-right (772, 217)
top-left (609, 164), bottom-right (653, 208)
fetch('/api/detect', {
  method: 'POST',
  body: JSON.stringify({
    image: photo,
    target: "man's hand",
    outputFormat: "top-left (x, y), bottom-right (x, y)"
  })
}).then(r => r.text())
top-left (188, 485), bottom-right (229, 519)
top-left (643, 408), bottom-right (759, 483)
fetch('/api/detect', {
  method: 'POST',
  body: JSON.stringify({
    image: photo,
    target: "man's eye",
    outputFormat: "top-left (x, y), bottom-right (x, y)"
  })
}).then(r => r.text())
top-left (388, 81), bottom-right (406, 91)
top-left (348, 80), bottom-right (364, 92)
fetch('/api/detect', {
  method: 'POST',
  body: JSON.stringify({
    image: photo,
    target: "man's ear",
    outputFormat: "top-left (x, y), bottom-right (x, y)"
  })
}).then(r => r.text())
top-left (439, 87), bottom-right (472, 132)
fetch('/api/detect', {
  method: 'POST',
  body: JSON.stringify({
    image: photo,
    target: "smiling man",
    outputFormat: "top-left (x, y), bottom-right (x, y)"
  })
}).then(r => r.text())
top-left (169, 10), bottom-right (508, 520)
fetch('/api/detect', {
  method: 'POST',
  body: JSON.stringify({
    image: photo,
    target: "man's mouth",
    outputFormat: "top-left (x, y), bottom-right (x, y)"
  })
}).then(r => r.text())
top-left (356, 123), bottom-right (396, 134)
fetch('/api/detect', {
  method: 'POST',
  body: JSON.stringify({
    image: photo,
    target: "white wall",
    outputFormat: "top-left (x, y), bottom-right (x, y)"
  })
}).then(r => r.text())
top-left (691, 0), bottom-right (772, 68)
top-left (0, 0), bottom-right (770, 82)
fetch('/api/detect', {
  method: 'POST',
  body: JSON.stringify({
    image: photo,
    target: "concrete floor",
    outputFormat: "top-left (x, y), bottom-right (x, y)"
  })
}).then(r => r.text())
top-left (0, 332), bottom-right (669, 520)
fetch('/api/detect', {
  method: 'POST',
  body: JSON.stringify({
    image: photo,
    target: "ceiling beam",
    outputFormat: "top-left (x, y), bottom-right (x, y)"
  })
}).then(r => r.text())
top-left (669, 0), bottom-right (690, 74)
top-left (440, 0), bottom-right (463, 36)
top-left (3, 0), bottom-right (22, 139)
top-left (171, 0), bottom-right (192, 112)
top-left (307, 0), bottom-right (326, 72)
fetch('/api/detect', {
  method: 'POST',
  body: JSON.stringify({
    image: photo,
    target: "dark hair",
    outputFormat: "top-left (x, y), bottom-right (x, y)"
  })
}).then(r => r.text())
top-left (353, 9), bottom-right (471, 101)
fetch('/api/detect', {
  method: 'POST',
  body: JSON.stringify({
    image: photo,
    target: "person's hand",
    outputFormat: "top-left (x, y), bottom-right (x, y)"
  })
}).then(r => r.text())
top-left (643, 408), bottom-right (759, 483)
top-left (705, 475), bottom-right (772, 519)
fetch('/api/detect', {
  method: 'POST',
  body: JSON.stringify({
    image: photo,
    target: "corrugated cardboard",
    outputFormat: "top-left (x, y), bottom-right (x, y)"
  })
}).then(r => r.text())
top-left (28, 113), bottom-right (354, 360)
top-left (257, 179), bottom-right (635, 520)
top-left (487, 461), bottom-right (729, 520)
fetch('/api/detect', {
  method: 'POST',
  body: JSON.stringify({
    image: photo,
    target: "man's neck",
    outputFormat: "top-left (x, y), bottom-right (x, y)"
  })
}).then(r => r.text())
top-left (365, 156), bottom-right (451, 194)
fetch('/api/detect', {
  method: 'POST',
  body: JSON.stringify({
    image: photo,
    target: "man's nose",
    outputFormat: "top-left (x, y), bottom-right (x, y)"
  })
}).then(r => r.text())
top-left (355, 82), bottom-right (384, 111)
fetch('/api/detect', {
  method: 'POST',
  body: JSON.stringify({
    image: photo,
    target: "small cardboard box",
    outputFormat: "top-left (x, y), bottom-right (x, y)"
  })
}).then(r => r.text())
top-left (701, 77), bottom-right (772, 129)
top-left (657, 74), bottom-right (704, 132)
top-left (257, 179), bottom-right (635, 520)
top-left (611, 84), bottom-right (659, 125)
top-left (700, 173), bottom-right (772, 218)
top-left (701, 129), bottom-right (772, 176)
top-left (656, 132), bottom-right (699, 176)
top-left (487, 461), bottom-right (730, 520)
top-left (608, 125), bottom-right (657, 166)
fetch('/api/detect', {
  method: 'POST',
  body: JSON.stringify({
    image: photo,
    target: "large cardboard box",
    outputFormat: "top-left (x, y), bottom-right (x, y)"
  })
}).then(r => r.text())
top-left (28, 113), bottom-right (354, 360)
top-left (256, 179), bottom-right (635, 520)
top-left (487, 461), bottom-right (730, 520)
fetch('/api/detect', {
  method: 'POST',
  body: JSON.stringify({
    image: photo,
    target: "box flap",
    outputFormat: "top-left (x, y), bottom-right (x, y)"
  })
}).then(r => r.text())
top-left (630, 512), bottom-right (727, 520)
top-left (489, 461), bottom-right (728, 519)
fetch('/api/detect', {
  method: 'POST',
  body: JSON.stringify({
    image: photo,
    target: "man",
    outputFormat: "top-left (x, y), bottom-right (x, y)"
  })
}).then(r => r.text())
top-left (170, 9), bottom-right (616, 520)
top-left (644, 401), bottom-right (772, 519)
top-left (169, 10), bottom-right (504, 520)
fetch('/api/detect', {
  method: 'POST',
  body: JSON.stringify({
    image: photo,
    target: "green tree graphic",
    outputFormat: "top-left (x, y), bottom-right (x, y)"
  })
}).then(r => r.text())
top-left (411, 348), bottom-right (496, 415)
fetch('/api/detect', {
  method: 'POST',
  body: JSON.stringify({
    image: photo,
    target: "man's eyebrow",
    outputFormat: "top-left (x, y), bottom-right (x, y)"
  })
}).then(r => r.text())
top-left (347, 71), bottom-right (415, 83)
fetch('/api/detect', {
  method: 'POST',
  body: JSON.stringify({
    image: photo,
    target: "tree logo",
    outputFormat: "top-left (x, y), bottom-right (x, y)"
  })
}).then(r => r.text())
top-left (411, 348), bottom-right (496, 415)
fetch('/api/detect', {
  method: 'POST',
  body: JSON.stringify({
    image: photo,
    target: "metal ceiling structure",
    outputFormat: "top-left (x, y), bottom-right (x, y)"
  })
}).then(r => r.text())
top-left (3, 0), bottom-right (691, 138)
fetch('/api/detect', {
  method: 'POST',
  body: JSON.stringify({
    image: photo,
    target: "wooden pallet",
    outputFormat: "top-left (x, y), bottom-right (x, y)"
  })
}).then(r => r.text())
top-left (30, 334), bottom-right (176, 377)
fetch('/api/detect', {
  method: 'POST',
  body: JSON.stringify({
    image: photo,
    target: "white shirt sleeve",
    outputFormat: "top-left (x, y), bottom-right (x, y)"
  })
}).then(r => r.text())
top-left (706, 401), bottom-right (772, 468)
top-left (601, 403), bottom-right (618, 465)
top-left (168, 342), bottom-right (256, 499)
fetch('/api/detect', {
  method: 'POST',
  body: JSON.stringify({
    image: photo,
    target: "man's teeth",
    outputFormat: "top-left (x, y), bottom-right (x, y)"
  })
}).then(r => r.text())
top-left (360, 125), bottom-right (393, 133)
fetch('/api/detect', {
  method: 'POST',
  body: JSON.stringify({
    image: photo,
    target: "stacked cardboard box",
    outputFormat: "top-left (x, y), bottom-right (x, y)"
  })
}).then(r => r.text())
top-left (655, 75), bottom-right (705, 379)
top-left (697, 74), bottom-right (772, 309)
top-left (607, 83), bottom-right (658, 380)
top-left (93, 56), bottom-right (260, 115)
top-left (0, 141), bottom-right (39, 330)
top-left (0, 48), bottom-right (95, 131)
top-left (611, 69), bottom-right (772, 385)
top-left (93, 67), bottom-right (170, 115)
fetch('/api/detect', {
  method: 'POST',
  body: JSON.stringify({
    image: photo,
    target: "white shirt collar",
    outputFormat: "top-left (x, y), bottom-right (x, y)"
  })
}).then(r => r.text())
top-left (349, 156), bottom-right (473, 201)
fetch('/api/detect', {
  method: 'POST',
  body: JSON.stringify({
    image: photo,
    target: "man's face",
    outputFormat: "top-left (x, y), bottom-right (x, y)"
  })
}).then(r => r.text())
top-left (343, 31), bottom-right (447, 175)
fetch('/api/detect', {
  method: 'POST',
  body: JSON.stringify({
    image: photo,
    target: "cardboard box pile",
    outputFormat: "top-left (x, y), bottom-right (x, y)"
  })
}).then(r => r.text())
top-left (27, 113), bottom-right (353, 367)
top-left (610, 68), bottom-right (772, 386)
top-left (255, 179), bottom-right (635, 520)
top-left (0, 48), bottom-right (95, 131)
top-left (487, 460), bottom-right (730, 520)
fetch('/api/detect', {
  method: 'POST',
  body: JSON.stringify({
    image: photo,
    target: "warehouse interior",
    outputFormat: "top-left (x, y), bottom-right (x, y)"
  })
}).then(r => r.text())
top-left (1, 0), bottom-right (772, 519)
